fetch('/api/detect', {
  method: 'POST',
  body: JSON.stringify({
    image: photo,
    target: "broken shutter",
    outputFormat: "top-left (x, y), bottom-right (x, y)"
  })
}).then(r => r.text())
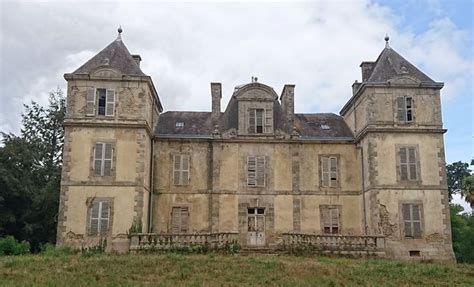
top-left (256, 156), bottom-right (265, 186)
top-left (247, 156), bottom-right (257, 186)
top-left (329, 157), bottom-right (338, 187)
top-left (86, 87), bottom-right (95, 116)
top-left (94, 143), bottom-right (104, 176)
top-left (105, 90), bottom-right (115, 116)
top-left (406, 97), bottom-right (413, 121)
top-left (396, 96), bottom-right (406, 121)
top-left (248, 109), bottom-right (256, 133)
top-left (321, 157), bottom-right (329, 187)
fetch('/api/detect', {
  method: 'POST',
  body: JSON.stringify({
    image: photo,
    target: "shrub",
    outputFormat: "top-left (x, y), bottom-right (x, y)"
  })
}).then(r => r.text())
top-left (0, 236), bottom-right (31, 255)
top-left (40, 243), bottom-right (76, 256)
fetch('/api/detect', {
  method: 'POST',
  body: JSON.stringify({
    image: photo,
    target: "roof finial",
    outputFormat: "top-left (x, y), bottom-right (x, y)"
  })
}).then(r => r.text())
top-left (117, 25), bottom-right (122, 40)
top-left (385, 34), bottom-right (390, 48)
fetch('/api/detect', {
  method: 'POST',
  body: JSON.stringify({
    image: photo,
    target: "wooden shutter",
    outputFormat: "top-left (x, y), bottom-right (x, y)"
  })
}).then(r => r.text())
top-left (173, 155), bottom-right (181, 185)
top-left (321, 157), bottom-right (329, 187)
top-left (412, 204), bottom-right (422, 238)
top-left (248, 109), bottom-right (256, 133)
top-left (256, 156), bottom-right (265, 186)
top-left (90, 202), bottom-right (100, 235)
top-left (264, 109), bottom-right (272, 133)
top-left (103, 143), bottom-right (113, 176)
top-left (399, 147), bottom-right (408, 180)
top-left (86, 87), bottom-right (95, 116)
top-left (171, 207), bottom-right (180, 233)
top-left (396, 97), bottom-right (406, 121)
top-left (180, 207), bottom-right (189, 233)
top-left (408, 147), bottom-right (417, 180)
top-left (406, 97), bottom-right (413, 121)
top-left (93, 143), bottom-right (104, 176)
top-left (105, 90), bottom-right (115, 116)
top-left (402, 204), bottom-right (413, 237)
top-left (181, 155), bottom-right (189, 185)
top-left (329, 157), bottom-right (338, 187)
top-left (99, 201), bottom-right (110, 235)
top-left (322, 207), bottom-right (330, 234)
top-left (247, 156), bottom-right (256, 186)
top-left (330, 208), bottom-right (339, 234)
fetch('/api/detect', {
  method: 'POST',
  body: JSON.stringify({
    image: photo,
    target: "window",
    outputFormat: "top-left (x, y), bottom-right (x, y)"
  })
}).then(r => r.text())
top-left (175, 122), bottom-right (185, 128)
top-left (247, 156), bottom-right (265, 186)
top-left (93, 142), bottom-right (113, 176)
top-left (321, 156), bottom-right (338, 187)
top-left (321, 206), bottom-right (340, 234)
top-left (89, 200), bottom-right (110, 236)
top-left (402, 203), bottom-right (422, 238)
top-left (173, 155), bottom-right (189, 185)
top-left (399, 146), bottom-right (418, 181)
top-left (396, 96), bottom-right (413, 122)
top-left (171, 207), bottom-right (189, 234)
top-left (85, 88), bottom-right (115, 116)
top-left (248, 108), bottom-right (272, 134)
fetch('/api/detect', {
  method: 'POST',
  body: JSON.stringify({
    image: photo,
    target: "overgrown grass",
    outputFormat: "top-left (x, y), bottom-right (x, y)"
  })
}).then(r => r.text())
top-left (0, 253), bottom-right (473, 286)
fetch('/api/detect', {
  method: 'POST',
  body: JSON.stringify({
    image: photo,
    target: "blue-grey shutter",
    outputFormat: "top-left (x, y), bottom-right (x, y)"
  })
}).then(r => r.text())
top-left (105, 90), bottom-right (115, 116)
top-left (86, 88), bottom-right (95, 116)
top-left (94, 143), bottom-right (104, 176)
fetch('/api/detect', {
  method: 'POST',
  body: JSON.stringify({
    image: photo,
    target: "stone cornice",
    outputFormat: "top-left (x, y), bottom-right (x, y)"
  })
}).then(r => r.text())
top-left (63, 119), bottom-right (153, 138)
top-left (354, 125), bottom-right (446, 143)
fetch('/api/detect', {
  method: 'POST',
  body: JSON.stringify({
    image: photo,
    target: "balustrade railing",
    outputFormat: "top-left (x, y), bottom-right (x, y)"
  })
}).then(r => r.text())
top-left (129, 232), bottom-right (239, 251)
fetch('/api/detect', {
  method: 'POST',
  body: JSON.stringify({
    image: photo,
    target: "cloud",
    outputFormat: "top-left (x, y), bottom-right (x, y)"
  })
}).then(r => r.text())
top-left (0, 0), bottom-right (471, 135)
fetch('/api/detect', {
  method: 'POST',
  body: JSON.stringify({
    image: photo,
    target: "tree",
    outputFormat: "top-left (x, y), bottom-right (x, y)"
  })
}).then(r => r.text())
top-left (450, 204), bottom-right (474, 263)
top-left (0, 88), bottom-right (65, 251)
top-left (462, 175), bottom-right (474, 208)
top-left (446, 161), bottom-right (471, 201)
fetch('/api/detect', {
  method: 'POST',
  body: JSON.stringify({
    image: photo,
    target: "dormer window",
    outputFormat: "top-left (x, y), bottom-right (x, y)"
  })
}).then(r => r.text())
top-left (248, 108), bottom-right (272, 134)
top-left (321, 124), bottom-right (330, 130)
top-left (86, 88), bottom-right (115, 117)
top-left (175, 122), bottom-right (185, 128)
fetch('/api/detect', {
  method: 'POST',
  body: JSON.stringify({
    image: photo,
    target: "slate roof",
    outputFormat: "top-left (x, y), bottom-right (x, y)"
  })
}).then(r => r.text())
top-left (365, 47), bottom-right (434, 83)
top-left (294, 113), bottom-right (354, 139)
top-left (73, 36), bottom-right (146, 76)
top-left (155, 110), bottom-right (353, 140)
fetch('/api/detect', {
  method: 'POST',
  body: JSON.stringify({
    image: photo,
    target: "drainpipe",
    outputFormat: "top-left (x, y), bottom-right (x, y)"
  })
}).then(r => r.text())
top-left (357, 144), bottom-right (368, 236)
top-left (147, 104), bottom-right (155, 233)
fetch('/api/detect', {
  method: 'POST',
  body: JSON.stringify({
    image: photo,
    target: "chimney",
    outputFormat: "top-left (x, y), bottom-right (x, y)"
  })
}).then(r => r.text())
top-left (352, 80), bottom-right (361, 95)
top-left (280, 84), bottom-right (295, 129)
top-left (132, 54), bottom-right (142, 67)
top-left (211, 82), bottom-right (222, 128)
top-left (360, 61), bottom-right (374, 82)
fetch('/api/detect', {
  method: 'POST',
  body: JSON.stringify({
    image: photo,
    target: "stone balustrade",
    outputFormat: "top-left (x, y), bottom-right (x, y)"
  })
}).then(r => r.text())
top-left (129, 232), bottom-right (239, 251)
top-left (281, 233), bottom-right (385, 254)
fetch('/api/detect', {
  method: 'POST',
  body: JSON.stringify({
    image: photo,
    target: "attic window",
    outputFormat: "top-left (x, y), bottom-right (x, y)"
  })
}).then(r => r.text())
top-left (175, 122), bottom-right (185, 128)
top-left (321, 124), bottom-right (330, 130)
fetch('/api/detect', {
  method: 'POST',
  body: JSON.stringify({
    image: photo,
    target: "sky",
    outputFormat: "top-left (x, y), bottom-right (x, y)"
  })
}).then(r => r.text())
top-left (0, 0), bottom-right (472, 210)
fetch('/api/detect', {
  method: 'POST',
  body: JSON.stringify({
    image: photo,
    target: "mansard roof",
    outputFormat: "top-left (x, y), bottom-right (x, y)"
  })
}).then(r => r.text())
top-left (72, 35), bottom-right (146, 76)
top-left (365, 47), bottom-right (434, 83)
top-left (155, 111), bottom-right (353, 140)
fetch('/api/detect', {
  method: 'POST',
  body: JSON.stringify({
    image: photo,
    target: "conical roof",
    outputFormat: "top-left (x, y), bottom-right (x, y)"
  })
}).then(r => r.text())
top-left (73, 35), bottom-right (145, 76)
top-left (365, 47), bottom-right (434, 83)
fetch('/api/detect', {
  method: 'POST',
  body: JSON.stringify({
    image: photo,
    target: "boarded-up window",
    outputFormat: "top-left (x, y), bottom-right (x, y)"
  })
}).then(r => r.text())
top-left (396, 96), bottom-right (413, 122)
top-left (321, 206), bottom-right (340, 234)
top-left (86, 87), bottom-right (95, 116)
top-left (247, 156), bottom-right (265, 186)
top-left (171, 207), bottom-right (189, 234)
top-left (402, 203), bottom-right (422, 238)
top-left (249, 109), bottom-right (271, 134)
top-left (399, 146), bottom-right (417, 181)
top-left (173, 155), bottom-right (190, 185)
top-left (89, 200), bottom-right (110, 235)
top-left (321, 156), bottom-right (338, 187)
top-left (93, 142), bottom-right (113, 176)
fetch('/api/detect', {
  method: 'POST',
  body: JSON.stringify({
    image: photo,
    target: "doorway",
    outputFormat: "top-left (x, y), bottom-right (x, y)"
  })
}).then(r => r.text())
top-left (247, 207), bottom-right (265, 246)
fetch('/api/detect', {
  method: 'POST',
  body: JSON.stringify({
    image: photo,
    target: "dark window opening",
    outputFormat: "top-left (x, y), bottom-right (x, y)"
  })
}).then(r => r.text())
top-left (97, 89), bottom-right (106, 116)
top-left (256, 109), bottom-right (264, 133)
top-left (409, 250), bottom-right (421, 257)
top-left (257, 208), bottom-right (265, 215)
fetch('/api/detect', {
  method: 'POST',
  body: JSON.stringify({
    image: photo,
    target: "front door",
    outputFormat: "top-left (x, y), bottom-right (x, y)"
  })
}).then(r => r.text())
top-left (247, 207), bottom-right (265, 246)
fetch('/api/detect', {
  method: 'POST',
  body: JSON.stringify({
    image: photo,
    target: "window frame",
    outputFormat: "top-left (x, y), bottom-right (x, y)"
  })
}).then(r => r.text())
top-left (396, 145), bottom-right (420, 182)
top-left (173, 154), bottom-right (190, 186)
top-left (86, 198), bottom-right (113, 236)
top-left (320, 205), bottom-right (342, 235)
top-left (171, 206), bottom-right (189, 234)
top-left (92, 142), bottom-right (114, 177)
top-left (396, 96), bottom-right (414, 123)
top-left (248, 108), bottom-right (272, 134)
top-left (247, 156), bottom-right (266, 187)
top-left (320, 155), bottom-right (340, 188)
top-left (85, 87), bottom-right (115, 117)
top-left (400, 202), bottom-right (424, 239)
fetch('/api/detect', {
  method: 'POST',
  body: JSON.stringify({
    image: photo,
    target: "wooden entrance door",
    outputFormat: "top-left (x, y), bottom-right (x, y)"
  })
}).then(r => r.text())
top-left (247, 207), bottom-right (265, 246)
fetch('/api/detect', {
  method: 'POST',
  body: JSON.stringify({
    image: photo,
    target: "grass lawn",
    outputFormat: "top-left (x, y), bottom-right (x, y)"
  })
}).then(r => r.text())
top-left (1, 253), bottom-right (473, 286)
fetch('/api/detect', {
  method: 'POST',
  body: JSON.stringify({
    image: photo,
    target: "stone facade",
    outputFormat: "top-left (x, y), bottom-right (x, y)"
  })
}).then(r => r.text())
top-left (57, 31), bottom-right (454, 261)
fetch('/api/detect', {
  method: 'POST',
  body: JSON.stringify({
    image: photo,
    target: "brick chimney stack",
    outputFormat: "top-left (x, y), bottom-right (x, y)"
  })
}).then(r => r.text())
top-left (280, 84), bottom-right (295, 129)
top-left (211, 82), bottom-right (222, 128)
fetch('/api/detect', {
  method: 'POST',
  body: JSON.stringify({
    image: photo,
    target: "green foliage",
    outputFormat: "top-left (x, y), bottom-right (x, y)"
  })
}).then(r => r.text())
top-left (0, 236), bottom-right (31, 255)
top-left (0, 88), bottom-right (65, 251)
top-left (127, 217), bottom-right (143, 235)
top-left (40, 243), bottom-right (76, 257)
top-left (462, 175), bottom-right (474, 208)
top-left (450, 204), bottom-right (474, 263)
top-left (446, 161), bottom-right (472, 201)
top-left (81, 238), bottom-right (107, 257)
top-left (224, 239), bottom-right (241, 254)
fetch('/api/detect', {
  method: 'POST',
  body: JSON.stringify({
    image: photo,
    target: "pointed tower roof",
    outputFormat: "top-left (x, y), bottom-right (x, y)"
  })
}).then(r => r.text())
top-left (72, 28), bottom-right (146, 76)
top-left (364, 36), bottom-right (434, 83)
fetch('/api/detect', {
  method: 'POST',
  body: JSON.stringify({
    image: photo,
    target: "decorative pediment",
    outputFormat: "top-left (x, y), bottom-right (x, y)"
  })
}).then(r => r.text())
top-left (90, 67), bottom-right (122, 79)
top-left (233, 83), bottom-right (278, 101)
top-left (387, 75), bottom-right (421, 85)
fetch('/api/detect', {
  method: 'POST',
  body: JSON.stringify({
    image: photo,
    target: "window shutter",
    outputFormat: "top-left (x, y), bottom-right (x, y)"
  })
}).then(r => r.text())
top-left (256, 156), bottom-right (265, 186)
top-left (86, 88), bottom-right (95, 116)
top-left (256, 216), bottom-right (265, 232)
top-left (399, 147), bottom-right (408, 180)
top-left (247, 156), bottom-right (256, 186)
top-left (396, 97), bottom-right (406, 121)
top-left (402, 204), bottom-right (412, 237)
top-left (180, 207), bottom-right (189, 233)
top-left (248, 109), bottom-right (256, 133)
top-left (265, 109), bottom-right (272, 132)
top-left (173, 155), bottom-right (181, 185)
top-left (171, 207), bottom-right (180, 233)
top-left (105, 90), bottom-right (115, 116)
top-left (182, 155), bottom-right (189, 185)
top-left (408, 147), bottom-right (417, 180)
top-left (321, 157), bottom-right (329, 187)
top-left (322, 208), bottom-right (330, 233)
top-left (103, 143), bottom-right (113, 176)
top-left (330, 157), bottom-right (338, 187)
top-left (90, 202), bottom-right (100, 235)
top-left (99, 201), bottom-right (110, 235)
top-left (94, 143), bottom-right (104, 176)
